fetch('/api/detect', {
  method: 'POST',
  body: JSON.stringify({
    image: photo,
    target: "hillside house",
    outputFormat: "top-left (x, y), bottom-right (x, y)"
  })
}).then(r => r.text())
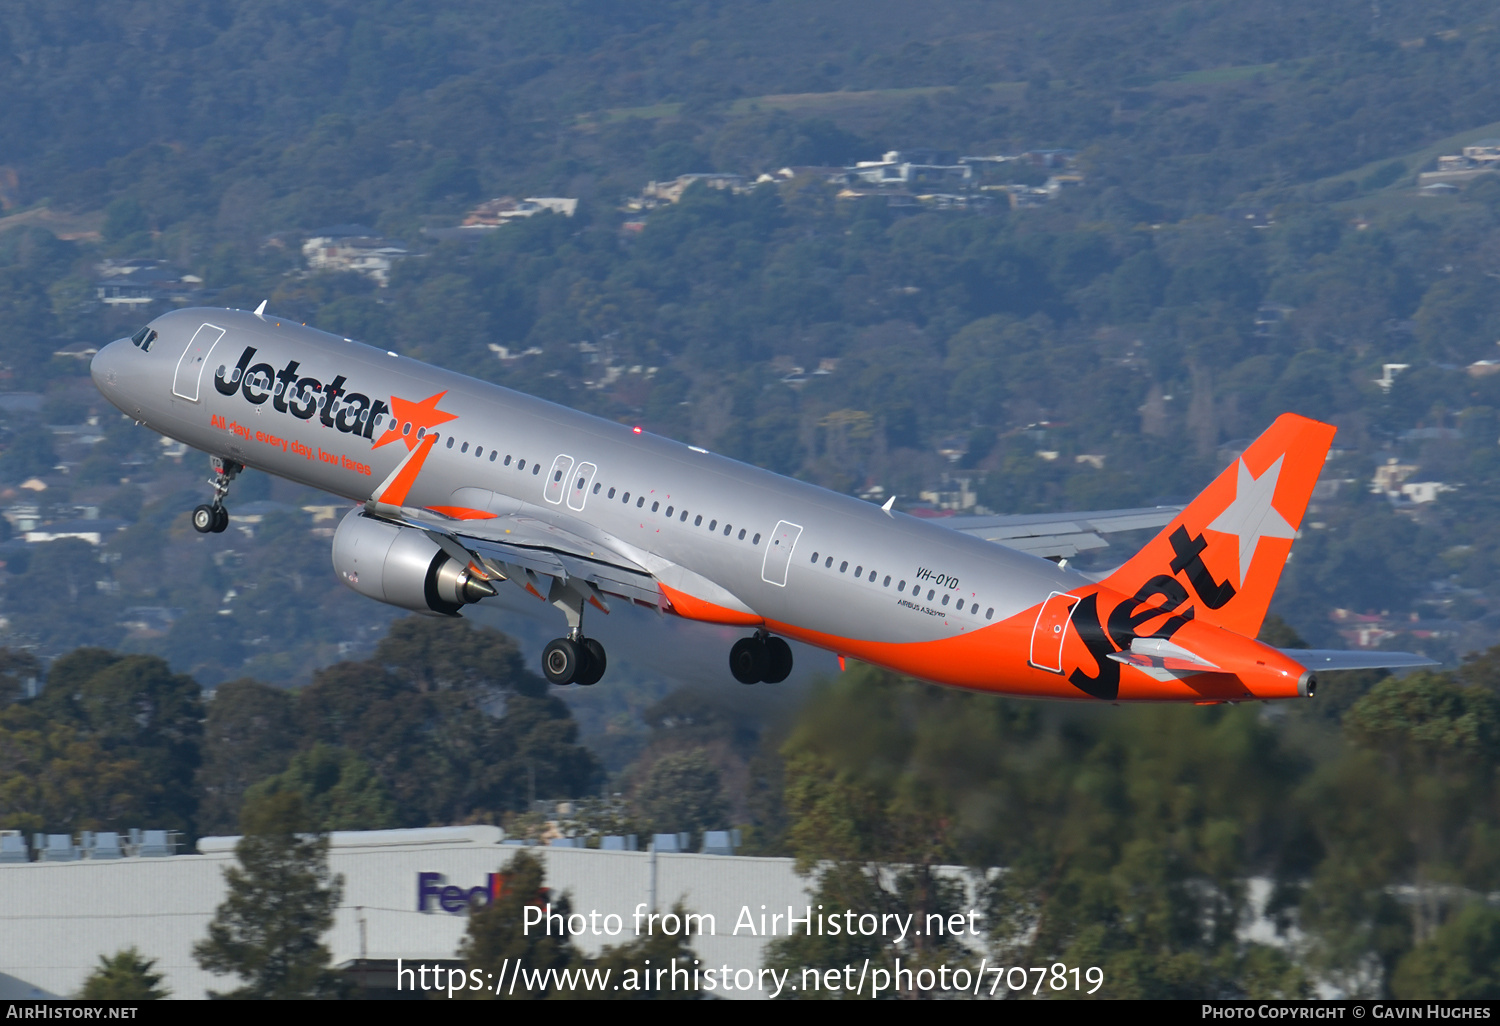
top-left (302, 226), bottom-right (408, 285)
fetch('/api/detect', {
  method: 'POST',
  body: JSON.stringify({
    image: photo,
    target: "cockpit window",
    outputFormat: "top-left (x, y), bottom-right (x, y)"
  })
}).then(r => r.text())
top-left (130, 325), bottom-right (158, 351)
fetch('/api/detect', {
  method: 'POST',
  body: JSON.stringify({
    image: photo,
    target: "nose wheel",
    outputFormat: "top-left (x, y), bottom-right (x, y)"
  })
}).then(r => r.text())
top-left (192, 504), bottom-right (230, 534)
top-left (192, 457), bottom-right (242, 535)
top-left (730, 633), bottom-right (793, 684)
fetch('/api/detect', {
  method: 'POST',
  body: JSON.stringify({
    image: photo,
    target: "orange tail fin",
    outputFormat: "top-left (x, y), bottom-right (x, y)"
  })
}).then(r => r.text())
top-left (1102, 413), bottom-right (1336, 638)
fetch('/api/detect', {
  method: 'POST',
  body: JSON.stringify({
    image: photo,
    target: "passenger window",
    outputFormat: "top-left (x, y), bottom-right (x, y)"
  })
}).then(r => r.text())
top-left (636, 496), bottom-right (644, 507)
top-left (608, 488), bottom-right (616, 498)
top-left (402, 422), bottom-right (412, 436)
top-left (475, 447), bottom-right (483, 457)
top-left (489, 451), bottom-right (497, 461)
top-left (723, 524), bottom-right (731, 536)
top-left (532, 464), bottom-right (540, 475)
top-left (738, 528), bottom-right (746, 540)
top-left (577, 477), bottom-right (585, 489)
top-left (839, 561), bottom-right (848, 573)
top-left (898, 581), bottom-right (906, 591)
top-left (826, 557), bottom-right (833, 568)
top-left (680, 510), bottom-right (689, 522)
top-left (883, 576), bottom-right (891, 587)
top-left (622, 492), bottom-right (630, 502)
top-left (869, 570), bottom-right (876, 581)
top-left (942, 594), bottom-right (949, 606)
top-left (752, 533), bottom-right (760, 544)
top-left (956, 599), bottom-right (964, 611)
top-left (554, 470), bottom-right (563, 482)
top-left (446, 436), bottom-right (455, 449)
top-left (665, 505), bottom-right (673, 517)
top-left (594, 483), bottom-right (602, 494)
top-left (927, 589), bottom-right (935, 601)
top-left (709, 520), bottom-right (717, 531)
top-left (517, 459), bottom-right (524, 469)
top-left (462, 442), bottom-right (470, 453)
top-left (694, 515), bottom-right (702, 526)
top-left (855, 565), bottom-right (863, 576)
top-left (504, 455), bottom-right (511, 465)
top-left (986, 608), bottom-right (994, 620)
top-left (651, 501), bottom-right (659, 512)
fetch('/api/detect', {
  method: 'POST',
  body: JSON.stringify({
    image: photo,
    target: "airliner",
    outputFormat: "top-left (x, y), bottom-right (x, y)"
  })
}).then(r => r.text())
top-left (90, 307), bottom-right (1431, 699)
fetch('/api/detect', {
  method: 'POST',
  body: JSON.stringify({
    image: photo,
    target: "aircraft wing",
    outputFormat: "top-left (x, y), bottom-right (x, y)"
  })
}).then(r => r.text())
top-left (364, 503), bottom-right (661, 607)
top-left (1280, 649), bottom-right (1439, 672)
top-left (933, 506), bottom-right (1184, 559)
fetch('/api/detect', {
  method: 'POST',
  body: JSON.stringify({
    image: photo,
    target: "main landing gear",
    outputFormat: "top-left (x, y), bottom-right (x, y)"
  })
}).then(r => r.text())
top-left (730, 631), bottom-right (793, 684)
top-left (191, 457), bottom-right (242, 535)
top-left (542, 581), bottom-right (607, 686)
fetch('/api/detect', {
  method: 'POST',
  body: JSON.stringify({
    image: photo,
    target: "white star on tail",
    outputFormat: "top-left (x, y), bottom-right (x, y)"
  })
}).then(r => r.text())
top-left (1206, 455), bottom-right (1297, 586)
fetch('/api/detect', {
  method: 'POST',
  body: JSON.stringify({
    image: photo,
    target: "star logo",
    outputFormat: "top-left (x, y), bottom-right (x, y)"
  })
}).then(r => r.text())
top-left (373, 391), bottom-right (458, 451)
top-left (1206, 455), bottom-right (1297, 586)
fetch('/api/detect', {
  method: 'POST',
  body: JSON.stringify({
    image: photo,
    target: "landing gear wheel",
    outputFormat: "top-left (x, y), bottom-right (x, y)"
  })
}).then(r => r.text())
top-left (192, 504), bottom-right (217, 534)
top-left (763, 637), bottom-right (794, 683)
top-left (730, 636), bottom-right (769, 684)
top-left (543, 637), bottom-right (583, 685)
top-left (575, 638), bottom-right (607, 686)
top-left (210, 506), bottom-right (230, 533)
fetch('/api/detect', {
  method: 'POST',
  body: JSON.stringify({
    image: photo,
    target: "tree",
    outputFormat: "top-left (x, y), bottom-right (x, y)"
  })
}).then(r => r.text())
top-left (196, 679), bottom-right (298, 836)
top-left (34, 650), bottom-right (203, 835)
top-left (192, 792), bottom-right (344, 999)
top-left (78, 947), bottom-right (169, 999)
top-left (459, 850), bottom-right (579, 1000)
top-left (633, 749), bottom-right (728, 843)
top-left (1391, 903), bottom-right (1500, 999)
top-left (244, 743), bottom-right (396, 831)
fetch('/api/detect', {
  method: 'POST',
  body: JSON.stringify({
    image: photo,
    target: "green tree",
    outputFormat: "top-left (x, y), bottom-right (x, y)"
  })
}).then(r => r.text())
top-left (78, 947), bottom-right (170, 999)
top-left (633, 749), bottom-right (728, 843)
top-left (35, 650), bottom-right (203, 836)
top-left (459, 850), bottom-right (579, 1000)
top-left (244, 743), bottom-right (396, 831)
top-left (196, 679), bottom-right (298, 836)
top-left (1390, 903), bottom-right (1500, 999)
top-left (192, 792), bottom-right (344, 999)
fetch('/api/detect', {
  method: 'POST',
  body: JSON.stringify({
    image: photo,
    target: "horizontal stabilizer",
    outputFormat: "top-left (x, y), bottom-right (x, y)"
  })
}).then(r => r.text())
top-left (1281, 649), bottom-right (1439, 672)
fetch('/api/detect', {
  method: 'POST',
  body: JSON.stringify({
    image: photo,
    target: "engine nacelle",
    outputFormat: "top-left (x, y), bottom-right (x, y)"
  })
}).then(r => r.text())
top-left (331, 509), bottom-right (495, 616)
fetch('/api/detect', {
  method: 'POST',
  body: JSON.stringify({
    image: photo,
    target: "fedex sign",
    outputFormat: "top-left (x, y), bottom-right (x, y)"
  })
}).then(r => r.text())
top-left (417, 871), bottom-right (549, 914)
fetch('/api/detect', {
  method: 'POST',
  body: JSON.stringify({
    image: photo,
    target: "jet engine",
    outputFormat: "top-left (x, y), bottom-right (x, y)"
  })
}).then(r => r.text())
top-left (331, 508), bottom-right (495, 616)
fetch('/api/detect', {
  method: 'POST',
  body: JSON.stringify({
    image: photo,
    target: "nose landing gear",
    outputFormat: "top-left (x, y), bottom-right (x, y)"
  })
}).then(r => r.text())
top-left (191, 457), bottom-right (241, 535)
top-left (730, 632), bottom-right (793, 684)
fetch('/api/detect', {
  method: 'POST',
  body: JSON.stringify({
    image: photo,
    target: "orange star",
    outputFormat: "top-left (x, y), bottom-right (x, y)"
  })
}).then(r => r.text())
top-left (373, 391), bottom-right (459, 451)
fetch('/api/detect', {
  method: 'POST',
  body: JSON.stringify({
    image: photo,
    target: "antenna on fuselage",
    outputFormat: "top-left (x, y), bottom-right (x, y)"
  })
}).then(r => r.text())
top-left (880, 495), bottom-right (895, 514)
top-left (253, 300), bottom-right (267, 318)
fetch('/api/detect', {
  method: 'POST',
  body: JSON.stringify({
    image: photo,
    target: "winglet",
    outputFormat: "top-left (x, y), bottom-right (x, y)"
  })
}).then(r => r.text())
top-left (254, 300), bottom-right (267, 317)
top-left (1102, 413), bottom-right (1336, 637)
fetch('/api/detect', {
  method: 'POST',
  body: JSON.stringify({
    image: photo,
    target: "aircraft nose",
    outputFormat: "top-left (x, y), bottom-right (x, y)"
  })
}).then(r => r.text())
top-left (90, 337), bottom-right (133, 404)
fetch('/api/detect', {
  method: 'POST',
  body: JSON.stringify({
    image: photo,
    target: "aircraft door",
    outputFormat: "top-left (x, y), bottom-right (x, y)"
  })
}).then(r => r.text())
top-left (567, 462), bottom-right (597, 511)
top-left (172, 323), bottom-right (226, 402)
top-left (760, 520), bottom-right (803, 587)
top-left (1028, 591), bottom-right (1080, 673)
top-left (544, 455), bottom-right (574, 504)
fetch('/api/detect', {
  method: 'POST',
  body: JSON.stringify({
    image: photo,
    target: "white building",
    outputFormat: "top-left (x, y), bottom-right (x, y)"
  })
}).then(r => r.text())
top-left (0, 826), bottom-right (984, 1000)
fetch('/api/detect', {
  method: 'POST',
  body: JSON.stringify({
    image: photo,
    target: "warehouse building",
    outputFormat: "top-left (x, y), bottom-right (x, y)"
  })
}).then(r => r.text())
top-left (0, 826), bottom-right (872, 1000)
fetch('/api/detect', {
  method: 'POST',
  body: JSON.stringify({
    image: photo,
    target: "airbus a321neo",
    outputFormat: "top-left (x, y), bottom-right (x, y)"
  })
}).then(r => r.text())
top-left (90, 307), bottom-right (1432, 700)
